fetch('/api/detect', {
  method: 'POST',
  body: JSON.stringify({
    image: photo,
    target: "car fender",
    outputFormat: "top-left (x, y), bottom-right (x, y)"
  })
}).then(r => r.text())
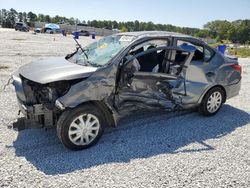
top-left (197, 84), bottom-right (227, 104)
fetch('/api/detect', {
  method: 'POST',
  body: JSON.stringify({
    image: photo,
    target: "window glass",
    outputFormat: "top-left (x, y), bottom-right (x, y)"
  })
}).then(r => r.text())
top-left (131, 39), bottom-right (169, 54)
top-left (204, 47), bottom-right (214, 61)
top-left (177, 40), bottom-right (204, 61)
top-left (68, 35), bottom-right (133, 67)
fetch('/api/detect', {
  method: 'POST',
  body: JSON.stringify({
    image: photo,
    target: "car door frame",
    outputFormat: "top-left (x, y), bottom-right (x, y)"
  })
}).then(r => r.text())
top-left (114, 45), bottom-right (194, 112)
top-left (172, 37), bottom-right (218, 106)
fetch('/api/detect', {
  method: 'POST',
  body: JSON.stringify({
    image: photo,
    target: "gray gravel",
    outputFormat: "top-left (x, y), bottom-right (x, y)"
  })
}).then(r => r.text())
top-left (0, 28), bottom-right (250, 187)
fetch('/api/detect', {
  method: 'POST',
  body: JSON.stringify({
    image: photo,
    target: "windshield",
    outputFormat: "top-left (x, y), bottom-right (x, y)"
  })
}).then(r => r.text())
top-left (68, 35), bottom-right (134, 67)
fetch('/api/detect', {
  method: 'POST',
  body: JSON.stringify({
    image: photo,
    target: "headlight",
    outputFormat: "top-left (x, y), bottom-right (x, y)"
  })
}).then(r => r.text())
top-left (55, 99), bottom-right (65, 110)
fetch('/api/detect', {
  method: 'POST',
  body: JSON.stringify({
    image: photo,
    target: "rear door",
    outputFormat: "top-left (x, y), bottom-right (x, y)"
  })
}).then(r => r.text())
top-left (173, 38), bottom-right (216, 105)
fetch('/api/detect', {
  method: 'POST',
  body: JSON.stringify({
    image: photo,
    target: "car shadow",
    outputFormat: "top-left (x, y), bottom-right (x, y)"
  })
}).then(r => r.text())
top-left (11, 104), bottom-right (250, 175)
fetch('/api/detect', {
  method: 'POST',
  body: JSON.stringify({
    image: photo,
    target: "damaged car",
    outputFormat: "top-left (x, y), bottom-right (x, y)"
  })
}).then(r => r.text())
top-left (12, 31), bottom-right (242, 150)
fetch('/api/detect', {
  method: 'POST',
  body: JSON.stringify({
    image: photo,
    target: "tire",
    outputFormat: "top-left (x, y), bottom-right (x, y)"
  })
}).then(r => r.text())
top-left (199, 87), bottom-right (225, 116)
top-left (57, 104), bottom-right (105, 150)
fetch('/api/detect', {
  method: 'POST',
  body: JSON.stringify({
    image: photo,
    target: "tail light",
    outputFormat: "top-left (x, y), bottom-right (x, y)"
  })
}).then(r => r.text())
top-left (231, 64), bottom-right (242, 75)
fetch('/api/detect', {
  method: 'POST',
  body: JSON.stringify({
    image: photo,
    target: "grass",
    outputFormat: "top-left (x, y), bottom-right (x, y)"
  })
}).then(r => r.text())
top-left (208, 43), bottom-right (250, 58)
top-left (227, 47), bottom-right (250, 58)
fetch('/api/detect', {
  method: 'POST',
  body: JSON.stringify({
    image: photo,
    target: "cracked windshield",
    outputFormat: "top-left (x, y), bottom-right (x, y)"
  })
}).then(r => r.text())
top-left (68, 35), bottom-right (134, 67)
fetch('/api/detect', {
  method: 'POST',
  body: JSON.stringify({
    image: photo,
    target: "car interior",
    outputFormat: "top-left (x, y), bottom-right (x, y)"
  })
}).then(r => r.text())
top-left (124, 39), bottom-right (206, 77)
top-left (175, 40), bottom-right (204, 62)
top-left (126, 40), bottom-right (169, 73)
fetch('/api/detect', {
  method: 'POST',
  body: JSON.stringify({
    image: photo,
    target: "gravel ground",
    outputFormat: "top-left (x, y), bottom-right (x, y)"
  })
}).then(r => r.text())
top-left (0, 28), bottom-right (249, 187)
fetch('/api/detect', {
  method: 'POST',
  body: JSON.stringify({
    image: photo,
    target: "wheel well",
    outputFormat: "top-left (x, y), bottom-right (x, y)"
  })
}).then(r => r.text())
top-left (201, 85), bottom-right (227, 103)
top-left (73, 100), bottom-right (116, 128)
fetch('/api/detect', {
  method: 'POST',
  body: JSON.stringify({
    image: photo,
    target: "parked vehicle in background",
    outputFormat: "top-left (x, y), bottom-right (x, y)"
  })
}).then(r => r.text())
top-left (14, 22), bottom-right (29, 32)
top-left (77, 23), bottom-right (89, 27)
top-left (72, 30), bottom-right (90, 36)
top-left (102, 26), bottom-right (112, 30)
top-left (12, 31), bottom-right (242, 150)
top-left (44, 28), bottom-right (61, 34)
top-left (34, 28), bottom-right (41, 33)
top-left (44, 23), bottom-right (61, 34)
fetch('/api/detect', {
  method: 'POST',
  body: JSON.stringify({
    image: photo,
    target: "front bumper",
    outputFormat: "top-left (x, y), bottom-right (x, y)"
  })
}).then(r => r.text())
top-left (17, 98), bottom-right (54, 128)
top-left (17, 99), bottom-right (47, 117)
top-left (13, 73), bottom-right (54, 128)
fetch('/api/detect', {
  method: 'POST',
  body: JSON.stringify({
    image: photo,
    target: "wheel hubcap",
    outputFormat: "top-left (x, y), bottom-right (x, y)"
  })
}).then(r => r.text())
top-left (207, 91), bottom-right (222, 113)
top-left (68, 114), bottom-right (100, 146)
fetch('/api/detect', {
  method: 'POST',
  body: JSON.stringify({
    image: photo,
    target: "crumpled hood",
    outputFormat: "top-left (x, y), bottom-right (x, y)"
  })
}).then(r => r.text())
top-left (18, 57), bottom-right (97, 84)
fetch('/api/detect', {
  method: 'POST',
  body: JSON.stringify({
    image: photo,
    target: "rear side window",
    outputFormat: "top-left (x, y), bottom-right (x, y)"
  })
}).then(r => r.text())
top-left (177, 40), bottom-right (204, 61)
top-left (204, 47), bottom-right (215, 62)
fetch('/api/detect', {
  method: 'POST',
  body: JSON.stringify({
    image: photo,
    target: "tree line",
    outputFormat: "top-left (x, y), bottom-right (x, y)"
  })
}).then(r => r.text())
top-left (0, 8), bottom-right (249, 44)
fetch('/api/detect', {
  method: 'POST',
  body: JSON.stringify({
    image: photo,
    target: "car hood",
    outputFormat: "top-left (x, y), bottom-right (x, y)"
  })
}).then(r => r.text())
top-left (18, 57), bottom-right (97, 84)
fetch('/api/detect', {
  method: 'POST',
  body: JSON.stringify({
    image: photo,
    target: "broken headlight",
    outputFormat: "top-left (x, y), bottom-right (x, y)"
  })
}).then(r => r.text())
top-left (32, 81), bottom-right (70, 104)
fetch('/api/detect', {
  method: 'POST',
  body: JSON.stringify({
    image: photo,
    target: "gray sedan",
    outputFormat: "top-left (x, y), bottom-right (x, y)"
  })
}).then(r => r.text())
top-left (12, 31), bottom-right (242, 150)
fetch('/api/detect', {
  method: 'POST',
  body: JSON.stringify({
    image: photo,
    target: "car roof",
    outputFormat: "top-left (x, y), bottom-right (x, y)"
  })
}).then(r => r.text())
top-left (115, 31), bottom-right (206, 45)
top-left (117, 31), bottom-right (194, 39)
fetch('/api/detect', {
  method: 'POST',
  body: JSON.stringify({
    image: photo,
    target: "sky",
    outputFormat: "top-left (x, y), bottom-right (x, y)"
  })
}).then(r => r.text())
top-left (1, 0), bottom-right (250, 28)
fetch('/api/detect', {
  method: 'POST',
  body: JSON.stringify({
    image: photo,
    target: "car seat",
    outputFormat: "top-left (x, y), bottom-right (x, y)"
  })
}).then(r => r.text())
top-left (139, 46), bottom-right (159, 72)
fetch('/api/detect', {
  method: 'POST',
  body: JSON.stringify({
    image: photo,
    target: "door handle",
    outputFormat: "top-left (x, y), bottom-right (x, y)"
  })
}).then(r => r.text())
top-left (206, 72), bottom-right (215, 77)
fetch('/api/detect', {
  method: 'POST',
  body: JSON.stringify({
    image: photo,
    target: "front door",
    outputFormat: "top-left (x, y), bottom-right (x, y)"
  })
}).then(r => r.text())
top-left (114, 45), bottom-right (194, 114)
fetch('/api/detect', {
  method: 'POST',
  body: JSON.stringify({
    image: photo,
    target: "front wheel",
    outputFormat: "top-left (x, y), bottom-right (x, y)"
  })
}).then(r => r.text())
top-left (57, 105), bottom-right (105, 150)
top-left (199, 87), bottom-right (225, 116)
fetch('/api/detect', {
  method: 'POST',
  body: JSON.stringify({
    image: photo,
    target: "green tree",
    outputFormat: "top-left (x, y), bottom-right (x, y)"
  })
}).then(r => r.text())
top-left (22, 12), bottom-right (27, 23)
top-left (112, 20), bottom-right (118, 29)
top-left (27, 11), bottom-right (37, 22)
top-left (18, 12), bottom-right (23, 22)
top-left (44, 15), bottom-right (51, 23)
top-left (0, 9), bottom-right (3, 25)
top-left (2, 9), bottom-right (8, 27)
top-left (6, 8), bottom-right (17, 27)
top-left (121, 26), bottom-right (128, 32)
top-left (195, 29), bottom-right (210, 38)
top-left (145, 21), bottom-right (155, 31)
top-left (134, 20), bottom-right (140, 31)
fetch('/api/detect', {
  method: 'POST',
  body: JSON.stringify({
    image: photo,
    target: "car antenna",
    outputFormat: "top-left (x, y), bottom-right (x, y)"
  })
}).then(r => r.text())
top-left (73, 37), bottom-right (84, 51)
top-left (73, 37), bottom-right (88, 59)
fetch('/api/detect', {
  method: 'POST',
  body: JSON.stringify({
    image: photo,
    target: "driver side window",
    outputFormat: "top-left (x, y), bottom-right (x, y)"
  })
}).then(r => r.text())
top-left (126, 39), bottom-right (169, 73)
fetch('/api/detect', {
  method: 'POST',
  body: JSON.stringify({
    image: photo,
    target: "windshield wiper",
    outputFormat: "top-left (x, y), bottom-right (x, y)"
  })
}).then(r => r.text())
top-left (73, 38), bottom-right (88, 60)
top-left (88, 62), bottom-right (102, 67)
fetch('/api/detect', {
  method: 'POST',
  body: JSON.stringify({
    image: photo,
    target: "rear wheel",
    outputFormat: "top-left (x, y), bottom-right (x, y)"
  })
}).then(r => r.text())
top-left (57, 104), bottom-right (105, 150)
top-left (199, 87), bottom-right (225, 116)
